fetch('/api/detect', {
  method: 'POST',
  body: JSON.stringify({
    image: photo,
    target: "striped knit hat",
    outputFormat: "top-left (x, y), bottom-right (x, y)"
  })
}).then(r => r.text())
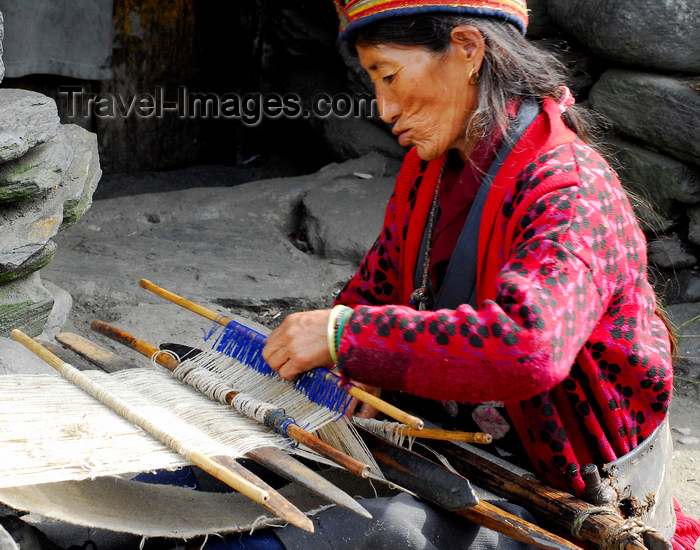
top-left (334, 0), bottom-right (528, 38)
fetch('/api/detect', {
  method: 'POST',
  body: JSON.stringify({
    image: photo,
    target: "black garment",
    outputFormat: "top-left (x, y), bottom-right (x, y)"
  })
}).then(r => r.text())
top-left (275, 493), bottom-right (539, 550)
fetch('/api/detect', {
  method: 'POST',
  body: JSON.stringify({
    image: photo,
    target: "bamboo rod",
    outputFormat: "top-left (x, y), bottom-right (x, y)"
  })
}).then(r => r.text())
top-left (10, 330), bottom-right (273, 511)
top-left (90, 319), bottom-right (371, 479)
top-left (139, 278), bottom-right (424, 430)
top-left (353, 421), bottom-right (492, 444)
top-left (406, 428), bottom-right (491, 443)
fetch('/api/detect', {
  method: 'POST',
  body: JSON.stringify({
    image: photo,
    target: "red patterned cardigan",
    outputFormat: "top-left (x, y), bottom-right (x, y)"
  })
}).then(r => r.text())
top-left (334, 97), bottom-right (673, 496)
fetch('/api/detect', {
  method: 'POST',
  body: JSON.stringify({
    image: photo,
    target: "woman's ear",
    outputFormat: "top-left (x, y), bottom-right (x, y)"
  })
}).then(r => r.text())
top-left (449, 25), bottom-right (486, 69)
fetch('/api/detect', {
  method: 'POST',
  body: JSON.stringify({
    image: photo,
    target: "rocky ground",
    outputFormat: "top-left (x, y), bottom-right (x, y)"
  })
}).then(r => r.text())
top-left (1, 157), bottom-right (698, 547)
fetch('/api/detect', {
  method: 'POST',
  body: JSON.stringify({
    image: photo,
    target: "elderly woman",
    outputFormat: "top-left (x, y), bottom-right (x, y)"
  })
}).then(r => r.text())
top-left (261, 1), bottom-right (700, 549)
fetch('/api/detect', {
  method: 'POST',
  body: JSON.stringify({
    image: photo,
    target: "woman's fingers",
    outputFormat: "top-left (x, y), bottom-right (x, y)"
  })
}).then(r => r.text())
top-left (354, 399), bottom-right (380, 419)
top-left (345, 383), bottom-right (381, 419)
top-left (263, 309), bottom-right (333, 380)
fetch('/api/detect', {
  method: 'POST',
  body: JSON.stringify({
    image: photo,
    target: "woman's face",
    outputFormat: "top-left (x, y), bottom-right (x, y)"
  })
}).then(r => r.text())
top-left (357, 28), bottom-right (483, 161)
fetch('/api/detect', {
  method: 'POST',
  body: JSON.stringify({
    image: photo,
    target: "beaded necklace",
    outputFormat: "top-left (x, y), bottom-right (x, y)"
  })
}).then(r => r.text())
top-left (409, 165), bottom-right (445, 311)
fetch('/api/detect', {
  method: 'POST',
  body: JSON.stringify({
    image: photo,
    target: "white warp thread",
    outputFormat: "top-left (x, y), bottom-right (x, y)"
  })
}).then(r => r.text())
top-left (177, 350), bottom-right (382, 477)
top-left (0, 369), bottom-right (287, 489)
top-left (0, 346), bottom-right (384, 488)
top-left (352, 417), bottom-right (416, 449)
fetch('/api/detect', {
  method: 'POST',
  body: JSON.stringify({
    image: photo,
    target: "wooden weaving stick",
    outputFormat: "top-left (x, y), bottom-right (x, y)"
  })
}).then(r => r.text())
top-left (62, 327), bottom-right (370, 518)
top-left (11, 329), bottom-right (314, 533)
top-left (139, 278), bottom-right (424, 430)
top-left (423, 439), bottom-right (669, 550)
top-left (90, 319), bottom-right (371, 479)
top-left (54, 332), bottom-right (136, 373)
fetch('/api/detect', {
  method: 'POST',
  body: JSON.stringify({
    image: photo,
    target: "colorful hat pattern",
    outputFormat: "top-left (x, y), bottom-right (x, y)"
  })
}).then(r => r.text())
top-left (333, 0), bottom-right (529, 38)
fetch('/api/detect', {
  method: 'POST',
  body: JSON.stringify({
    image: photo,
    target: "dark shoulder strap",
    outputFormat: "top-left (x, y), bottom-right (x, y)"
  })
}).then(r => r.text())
top-left (434, 99), bottom-right (541, 310)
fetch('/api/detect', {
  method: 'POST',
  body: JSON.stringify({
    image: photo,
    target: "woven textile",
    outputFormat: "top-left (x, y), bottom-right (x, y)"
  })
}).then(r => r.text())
top-left (333, 0), bottom-right (528, 38)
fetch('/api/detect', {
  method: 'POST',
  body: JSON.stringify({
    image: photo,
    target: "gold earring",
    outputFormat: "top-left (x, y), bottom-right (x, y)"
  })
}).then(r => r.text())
top-left (468, 67), bottom-right (480, 86)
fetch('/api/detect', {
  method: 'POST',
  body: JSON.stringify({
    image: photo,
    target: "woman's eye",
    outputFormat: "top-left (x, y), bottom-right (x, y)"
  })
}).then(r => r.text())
top-left (383, 74), bottom-right (395, 84)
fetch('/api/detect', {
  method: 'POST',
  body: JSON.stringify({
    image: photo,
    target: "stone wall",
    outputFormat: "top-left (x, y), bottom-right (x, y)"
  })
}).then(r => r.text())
top-left (531, 1), bottom-right (700, 303)
top-left (0, 13), bottom-right (102, 337)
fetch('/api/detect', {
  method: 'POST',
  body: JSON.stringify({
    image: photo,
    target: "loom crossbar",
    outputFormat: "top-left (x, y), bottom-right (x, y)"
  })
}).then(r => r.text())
top-left (90, 319), bottom-right (371, 479)
top-left (10, 329), bottom-right (315, 533)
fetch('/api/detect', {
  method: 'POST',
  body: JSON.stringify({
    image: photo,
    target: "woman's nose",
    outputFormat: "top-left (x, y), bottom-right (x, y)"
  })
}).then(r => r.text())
top-left (376, 91), bottom-right (400, 124)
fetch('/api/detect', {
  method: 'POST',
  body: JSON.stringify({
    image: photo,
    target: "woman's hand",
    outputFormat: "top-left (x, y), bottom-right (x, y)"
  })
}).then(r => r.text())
top-left (263, 309), bottom-right (333, 381)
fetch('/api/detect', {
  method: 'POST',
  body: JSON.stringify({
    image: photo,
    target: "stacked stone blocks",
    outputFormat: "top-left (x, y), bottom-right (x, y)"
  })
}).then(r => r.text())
top-left (0, 89), bottom-right (101, 336)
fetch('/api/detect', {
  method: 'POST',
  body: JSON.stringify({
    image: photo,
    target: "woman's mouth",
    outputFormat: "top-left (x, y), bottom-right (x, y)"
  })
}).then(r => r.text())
top-left (395, 130), bottom-right (411, 147)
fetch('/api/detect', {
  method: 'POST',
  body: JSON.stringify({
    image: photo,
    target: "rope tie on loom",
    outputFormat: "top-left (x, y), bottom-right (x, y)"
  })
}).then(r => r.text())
top-left (352, 417), bottom-right (415, 448)
top-left (171, 361), bottom-right (299, 438)
top-left (263, 409), bottom-right (297, 439)
top-left (570, 506), bottom-right (661, 550)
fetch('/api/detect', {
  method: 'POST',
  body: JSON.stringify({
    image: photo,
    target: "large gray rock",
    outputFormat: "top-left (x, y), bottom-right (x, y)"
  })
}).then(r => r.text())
top-left (590, 69), bottom-right (700, 167)
top-left (647, 234), bottom-right (697, 270)
top-left (546, 0), bottom-right (700, 72)
top-left (605, 137), bottom-right (700, 232)
top-left (0, 272), bottom-right (54, 338)
top-left (58, 124), bottom-right (102, 229)
top-left (0, 125), bottom-right (74, 203)
top-left (0, 187), bottom-right (65, 273)
top-left (0, 89), bottom-right (60, 163)
top-left (304, 172), bottom-right (394, 262)
top-left (686, 206), bottom-right (700, 247)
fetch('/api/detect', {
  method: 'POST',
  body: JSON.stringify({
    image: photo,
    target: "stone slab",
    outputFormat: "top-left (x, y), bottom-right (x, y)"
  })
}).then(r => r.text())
top-left (56, 124), bottom-right (102, 229)
top-left (0, 241), bottom-right (55, 285)
top-left (0, 272), bottom-right (54, 338)
top-left (0, 124), bottom-right (74, 203)
top-left (590, 69), bottom-right (700, 167)
top-left (0, 89), bottom-right (59, 164)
